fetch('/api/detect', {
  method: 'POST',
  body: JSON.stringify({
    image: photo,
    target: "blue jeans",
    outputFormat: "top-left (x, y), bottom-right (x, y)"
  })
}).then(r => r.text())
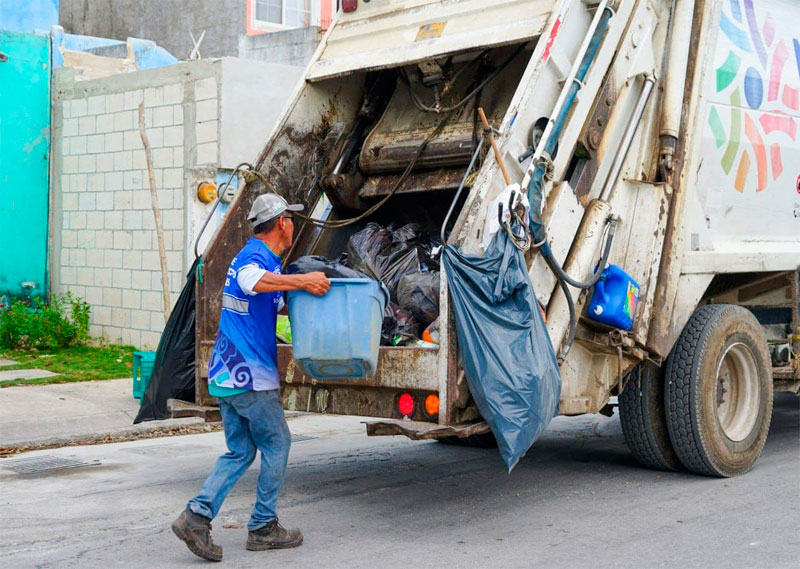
top-left (187, 389), bottom-right (291, 531)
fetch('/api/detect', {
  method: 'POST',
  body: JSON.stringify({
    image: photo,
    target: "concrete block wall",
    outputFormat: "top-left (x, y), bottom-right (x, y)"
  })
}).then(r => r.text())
top-left (52, 61), bottom-right (223, 348)
top-left (51, 58), bottom-right (301, 349)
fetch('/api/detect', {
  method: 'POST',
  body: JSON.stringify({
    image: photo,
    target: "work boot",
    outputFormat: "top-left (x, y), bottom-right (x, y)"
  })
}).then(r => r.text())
top-left (171, 508), bottom-right (223, 562)
top-left (246, 518), bottom-right (303, 551)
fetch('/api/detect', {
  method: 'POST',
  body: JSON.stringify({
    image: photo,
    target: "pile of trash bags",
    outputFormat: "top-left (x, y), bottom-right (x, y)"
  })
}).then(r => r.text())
top-left (287, 222), bottom-right (441, 346)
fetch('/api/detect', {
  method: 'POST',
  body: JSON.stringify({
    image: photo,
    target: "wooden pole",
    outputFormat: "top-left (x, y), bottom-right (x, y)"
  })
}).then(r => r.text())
top-left (477, 107), bottom-right (512, 186)
top-left (138, 102), bottom-right (172, 323)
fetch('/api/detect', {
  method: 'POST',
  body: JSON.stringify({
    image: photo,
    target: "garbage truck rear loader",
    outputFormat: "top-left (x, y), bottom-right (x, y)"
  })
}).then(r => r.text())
top-left (194, 0), bottom-right (800, 477)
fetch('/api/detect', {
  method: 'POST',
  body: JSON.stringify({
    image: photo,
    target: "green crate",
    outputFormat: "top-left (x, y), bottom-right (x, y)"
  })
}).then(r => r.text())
top-left (132, 351), bottom-right (157, 399)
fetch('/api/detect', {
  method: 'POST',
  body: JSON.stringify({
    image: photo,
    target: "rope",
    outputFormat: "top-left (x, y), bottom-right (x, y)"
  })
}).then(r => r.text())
top-left (504, 217), bottom-right (532, 251)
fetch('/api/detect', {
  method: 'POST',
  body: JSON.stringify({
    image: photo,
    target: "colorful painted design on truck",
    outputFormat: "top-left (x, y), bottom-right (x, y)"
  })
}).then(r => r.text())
top-left (697, 0), bottom-right (800, 242)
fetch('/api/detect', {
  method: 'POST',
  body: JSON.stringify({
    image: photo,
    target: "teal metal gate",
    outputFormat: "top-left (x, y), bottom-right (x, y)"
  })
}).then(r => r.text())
top-left (0, 31), bottom-right (51, 300)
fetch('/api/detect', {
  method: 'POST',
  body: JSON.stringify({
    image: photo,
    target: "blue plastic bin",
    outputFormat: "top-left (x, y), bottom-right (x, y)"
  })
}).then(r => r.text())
top-left (586, 264), bottom-right (640, 330)
top-left (287, 278), bottom-right (389, 379)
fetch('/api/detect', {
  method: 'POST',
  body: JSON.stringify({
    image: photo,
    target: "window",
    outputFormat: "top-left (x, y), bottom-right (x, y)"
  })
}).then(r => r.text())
top-left (253, 0), bottom-right (313, 29)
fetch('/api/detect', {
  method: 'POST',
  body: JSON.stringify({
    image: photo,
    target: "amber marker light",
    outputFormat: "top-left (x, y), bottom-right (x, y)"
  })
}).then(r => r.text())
top-left (424, 394), bottom-right (439, 418)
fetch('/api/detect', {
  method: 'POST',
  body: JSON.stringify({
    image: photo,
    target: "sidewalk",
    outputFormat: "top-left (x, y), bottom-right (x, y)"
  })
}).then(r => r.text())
top-left (0, 378), bottom-right (204, 450)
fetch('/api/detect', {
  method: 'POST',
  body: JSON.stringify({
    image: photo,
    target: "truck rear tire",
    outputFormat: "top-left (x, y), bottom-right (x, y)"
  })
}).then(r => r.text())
top-left (665, 304), bottom-right (773, 477)
top-left (619, 364), bottom-right (682, 471)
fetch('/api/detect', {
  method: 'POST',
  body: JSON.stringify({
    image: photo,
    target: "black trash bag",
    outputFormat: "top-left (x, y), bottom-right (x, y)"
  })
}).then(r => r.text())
top-left (134, 258), bottom-right (201, 423)
top-left (442, 228), bottom-right (561, 471)
top-left (397, 271), bottom-right (440, 327)
top-left (380, 247), bottom-right (421, 300)
top-left (391, 223), bottom-right (425, 249)
top-left (286, 255), bottom-right (370, 279)
top-left (347, 222), bottom-right (423, 300)
top-left (393, 223), bottom-right (441, 271)
top-left (381, 302), bottom-right (420, 346)
top-left (346, 222), bottom-right (394, 279)
top-left (424, 233), bottom-right (443, 271)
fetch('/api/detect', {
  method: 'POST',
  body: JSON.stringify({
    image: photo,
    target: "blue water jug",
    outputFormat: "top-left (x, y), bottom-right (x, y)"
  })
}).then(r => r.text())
top-left (586, 264), bottom-right (640, 330)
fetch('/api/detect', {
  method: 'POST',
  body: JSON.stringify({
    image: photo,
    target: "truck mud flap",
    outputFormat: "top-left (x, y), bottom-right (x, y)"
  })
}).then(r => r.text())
top-left (364, 419), bottom-right (489, 440)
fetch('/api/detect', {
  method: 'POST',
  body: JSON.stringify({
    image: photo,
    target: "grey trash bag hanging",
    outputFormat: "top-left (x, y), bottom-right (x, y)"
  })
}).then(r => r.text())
top-left (442, 228), bottom-right (561, 471)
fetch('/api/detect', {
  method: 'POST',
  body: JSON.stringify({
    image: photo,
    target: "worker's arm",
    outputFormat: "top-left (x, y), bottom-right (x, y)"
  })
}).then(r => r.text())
top-left (238, 264), bottom-right (330, 297)
top-left (252, 271), bottom-right (330, 296)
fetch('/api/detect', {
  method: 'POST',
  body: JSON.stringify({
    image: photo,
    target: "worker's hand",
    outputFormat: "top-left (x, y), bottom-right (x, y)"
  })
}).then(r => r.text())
top-left (302, 272), bottom-right (330, 296)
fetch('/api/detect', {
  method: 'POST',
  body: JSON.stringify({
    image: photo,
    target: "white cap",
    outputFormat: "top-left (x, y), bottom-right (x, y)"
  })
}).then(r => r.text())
top-left (248, 193), bottom-right (304, 226)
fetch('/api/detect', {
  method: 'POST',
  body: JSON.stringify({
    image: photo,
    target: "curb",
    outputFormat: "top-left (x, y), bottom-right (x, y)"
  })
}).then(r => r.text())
top-left (1, 417), bottom-right (209, 456)
top-left (1, 411), bottom-right (308, 456)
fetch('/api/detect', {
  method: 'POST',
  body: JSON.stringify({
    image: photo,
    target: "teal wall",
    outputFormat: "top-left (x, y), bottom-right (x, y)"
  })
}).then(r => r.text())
top-left (0, 31), bottom-right (51, 300)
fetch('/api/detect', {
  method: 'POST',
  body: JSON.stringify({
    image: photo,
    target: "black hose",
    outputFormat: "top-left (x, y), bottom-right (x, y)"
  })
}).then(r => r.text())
top-left (541, 217), bottom-right (617, 362)
top-left (555, 273), bottom-right (577, 364)
top-left (542, 218), bottom-right (617, 289)
top-left (250, 111), bottom-right (454, 230)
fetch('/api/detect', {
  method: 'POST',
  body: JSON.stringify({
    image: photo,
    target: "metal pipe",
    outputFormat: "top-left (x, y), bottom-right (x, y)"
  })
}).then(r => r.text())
top-left (332, 120), bottom-right (366, 175)
top-left (522, 0), bottom-right (611, 189)
top-left (659, 0), bottom-right (695, 140)
top-left (441, 138), bottom-right (485, 245)
top-left (599, 74), bottom-right (656, 202)
top-left (544, 216), bottom-right (616, 289)
top-left (658, 0), bottom-right (695, 177)
top-left (527, 5), bottom-right (615, 247)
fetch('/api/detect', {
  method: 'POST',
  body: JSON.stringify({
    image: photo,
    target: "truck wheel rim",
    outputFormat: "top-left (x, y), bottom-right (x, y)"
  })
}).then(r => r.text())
top-left (714, 342), bottom-right (760, 442)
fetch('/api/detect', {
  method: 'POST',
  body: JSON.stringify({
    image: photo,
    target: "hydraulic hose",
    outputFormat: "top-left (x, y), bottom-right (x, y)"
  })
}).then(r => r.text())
top-left (541, 216), bottom-right (617, 290)
top-left (248, 110), bottom-right (454, 230)
top-left (542, 214), bottom-right (617, 363)
top-left (555, 271), bottom-right (577, 364)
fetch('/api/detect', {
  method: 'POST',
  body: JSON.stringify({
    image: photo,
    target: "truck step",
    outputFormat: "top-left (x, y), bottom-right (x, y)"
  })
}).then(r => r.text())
top-left (365, 419), bottom-right (489, 440)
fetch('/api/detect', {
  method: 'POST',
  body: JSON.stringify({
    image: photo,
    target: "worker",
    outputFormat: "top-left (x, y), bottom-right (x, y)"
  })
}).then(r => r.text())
top-left (172, 193), bottom-right (330, 562)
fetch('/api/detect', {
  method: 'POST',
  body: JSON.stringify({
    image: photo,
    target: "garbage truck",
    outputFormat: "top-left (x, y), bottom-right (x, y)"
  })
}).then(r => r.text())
top-left (190, 0), bottom-right (800, 477)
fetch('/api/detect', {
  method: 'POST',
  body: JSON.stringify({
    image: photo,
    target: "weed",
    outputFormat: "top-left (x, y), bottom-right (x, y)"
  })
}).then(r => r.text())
top-left (0, 293), bottom-right (90, 350)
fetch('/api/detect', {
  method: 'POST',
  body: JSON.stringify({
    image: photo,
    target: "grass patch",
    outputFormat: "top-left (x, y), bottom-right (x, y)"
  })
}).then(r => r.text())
top-left (0, 344), bottom-right (137, 388)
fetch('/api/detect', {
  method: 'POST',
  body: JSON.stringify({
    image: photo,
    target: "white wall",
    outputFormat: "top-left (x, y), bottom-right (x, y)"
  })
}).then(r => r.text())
top-left (219, 57), bottom-right (303, 168)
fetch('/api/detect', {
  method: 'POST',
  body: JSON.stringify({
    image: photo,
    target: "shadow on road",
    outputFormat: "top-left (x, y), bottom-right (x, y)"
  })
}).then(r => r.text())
top-left (284, 392), bottom-right (799, 522)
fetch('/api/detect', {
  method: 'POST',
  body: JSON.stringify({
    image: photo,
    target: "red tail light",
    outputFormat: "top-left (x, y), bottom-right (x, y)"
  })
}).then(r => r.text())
top-left (397, 393), bottom-right (415, 416)
top-left (342, 0), bottom-right (358, 13)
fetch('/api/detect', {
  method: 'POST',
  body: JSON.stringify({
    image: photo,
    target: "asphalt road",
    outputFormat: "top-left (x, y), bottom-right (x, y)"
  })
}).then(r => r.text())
top-left (1, 394), bottom-right (797, 569)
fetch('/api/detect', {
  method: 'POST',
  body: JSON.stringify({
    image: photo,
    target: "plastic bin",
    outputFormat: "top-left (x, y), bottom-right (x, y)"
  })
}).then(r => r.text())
top-left (132, 351), bottom-right (157, 399)
top-left (287, 278), bottom-right (389, 379)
